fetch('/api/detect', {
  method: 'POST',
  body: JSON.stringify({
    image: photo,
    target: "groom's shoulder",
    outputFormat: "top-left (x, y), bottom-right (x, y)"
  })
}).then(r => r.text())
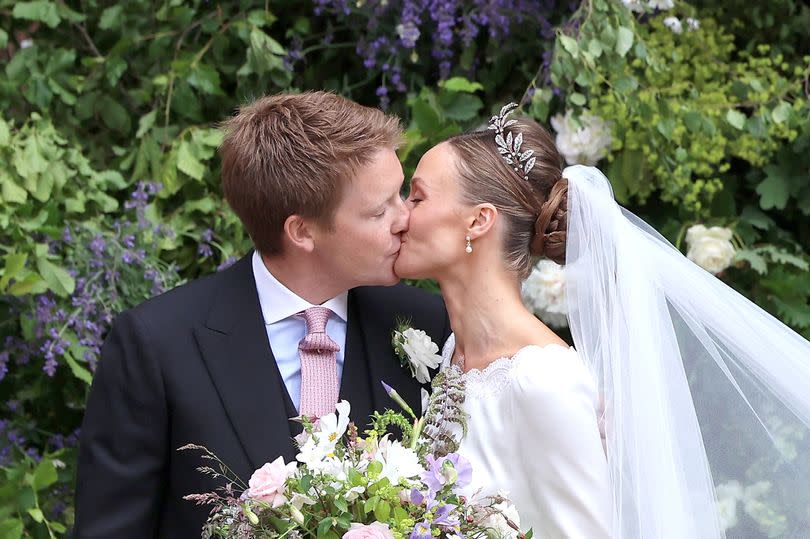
top-left (352, 282), bottom-right (446, 321)
top-left (123, 254), bottom-right (250, 327)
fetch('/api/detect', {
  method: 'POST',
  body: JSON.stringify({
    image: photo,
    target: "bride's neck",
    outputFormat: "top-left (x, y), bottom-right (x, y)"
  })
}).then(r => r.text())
top-left (438, 267), bottom-right (533, 370)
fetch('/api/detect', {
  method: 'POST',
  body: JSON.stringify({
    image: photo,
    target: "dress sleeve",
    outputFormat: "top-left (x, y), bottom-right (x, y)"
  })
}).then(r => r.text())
top-left (510, 347), bottom-right (613, 539)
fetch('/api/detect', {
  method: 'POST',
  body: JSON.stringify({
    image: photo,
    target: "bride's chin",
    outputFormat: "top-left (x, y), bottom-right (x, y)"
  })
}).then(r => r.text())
top-left (393, 259), bottom-right (423, 280)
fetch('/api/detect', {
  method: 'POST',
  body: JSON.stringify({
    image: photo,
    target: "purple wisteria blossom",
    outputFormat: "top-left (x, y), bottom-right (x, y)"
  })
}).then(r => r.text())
top-left (311, 0), bottom-right (560, 106)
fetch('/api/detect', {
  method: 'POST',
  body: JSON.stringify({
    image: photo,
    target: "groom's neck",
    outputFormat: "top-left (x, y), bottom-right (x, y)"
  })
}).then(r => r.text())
top-left (260, 252), bottom-right (346, 305)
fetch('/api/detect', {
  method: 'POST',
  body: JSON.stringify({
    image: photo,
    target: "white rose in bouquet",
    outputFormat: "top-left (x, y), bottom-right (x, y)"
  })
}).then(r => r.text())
top-left (685, 225), bottom-right (736, 274)
top-left (550, 110), bottom-right (613, 166)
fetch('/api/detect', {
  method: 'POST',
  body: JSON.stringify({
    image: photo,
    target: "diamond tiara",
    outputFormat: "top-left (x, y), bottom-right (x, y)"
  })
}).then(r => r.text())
top-left (487, 102), bottom-right (537, 181)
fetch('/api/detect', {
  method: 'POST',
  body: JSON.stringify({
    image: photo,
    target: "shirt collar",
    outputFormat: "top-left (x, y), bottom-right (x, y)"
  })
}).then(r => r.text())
top-left (252, 250), bottom-right (348, 325)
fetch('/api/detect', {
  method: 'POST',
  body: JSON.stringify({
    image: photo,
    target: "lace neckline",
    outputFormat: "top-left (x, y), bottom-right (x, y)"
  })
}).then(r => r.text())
top-left (455, 343), bottom-right (572, 375)
top-left (442, 334), bottom-right (574, 396)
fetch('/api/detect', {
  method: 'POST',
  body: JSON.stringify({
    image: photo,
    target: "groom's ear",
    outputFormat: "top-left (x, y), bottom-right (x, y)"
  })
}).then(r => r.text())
top-left (283, 214), bottom-right (316, 253)
top-left (467, 203), bottom-right (498, 240)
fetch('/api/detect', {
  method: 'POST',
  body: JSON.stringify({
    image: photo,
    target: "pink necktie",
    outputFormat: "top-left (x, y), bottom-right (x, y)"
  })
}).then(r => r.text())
top-left (298, 306), bottom-right (340, 418)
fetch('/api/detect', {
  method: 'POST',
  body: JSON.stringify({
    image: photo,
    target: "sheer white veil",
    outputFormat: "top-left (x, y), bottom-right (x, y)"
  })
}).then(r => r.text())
top-left (563, 165), bottom-right (810, 538)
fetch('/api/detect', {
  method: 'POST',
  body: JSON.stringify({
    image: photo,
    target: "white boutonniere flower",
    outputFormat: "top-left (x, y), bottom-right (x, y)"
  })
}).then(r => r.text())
top-left (392, 324), bottom-right (442, 384)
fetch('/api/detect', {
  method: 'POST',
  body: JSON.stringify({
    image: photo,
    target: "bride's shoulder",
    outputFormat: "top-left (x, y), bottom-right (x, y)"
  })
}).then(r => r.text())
top-left (511, 344), bottom-right (598, 404)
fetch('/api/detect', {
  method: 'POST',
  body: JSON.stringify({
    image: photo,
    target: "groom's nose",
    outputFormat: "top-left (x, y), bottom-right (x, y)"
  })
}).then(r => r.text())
top-left (391, 195), bottom-right (410, 234)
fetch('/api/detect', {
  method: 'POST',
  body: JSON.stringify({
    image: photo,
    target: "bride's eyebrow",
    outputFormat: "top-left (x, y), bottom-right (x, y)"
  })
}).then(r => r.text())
top-left (410, 177), bottom-right (427, 191)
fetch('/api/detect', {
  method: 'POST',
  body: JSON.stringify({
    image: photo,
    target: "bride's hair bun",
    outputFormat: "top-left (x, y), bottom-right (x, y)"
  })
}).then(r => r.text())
top-left (530, 178), bottom-right (568, 265)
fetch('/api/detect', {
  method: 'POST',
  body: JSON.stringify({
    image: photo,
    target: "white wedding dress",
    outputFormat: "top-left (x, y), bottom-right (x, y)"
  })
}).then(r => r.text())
top-left (440, 334), bottom-right (613, 538)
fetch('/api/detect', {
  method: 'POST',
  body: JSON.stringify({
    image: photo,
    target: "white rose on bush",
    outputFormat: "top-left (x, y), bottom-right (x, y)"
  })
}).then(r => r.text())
top-left (394, 327), bottom-right (442, 383)
top-left (715, 480), bottom-right (743, 532)
top-left (521, 260), bottom-right (568, 328)
top-left (622, 0), bottom-right (673, 12)
top-left (550, 110), bottom-right (613, 166)
top-left (685, 225), bottom-right (736, 274)
top-left (663, 16), bottom-right (683, 34)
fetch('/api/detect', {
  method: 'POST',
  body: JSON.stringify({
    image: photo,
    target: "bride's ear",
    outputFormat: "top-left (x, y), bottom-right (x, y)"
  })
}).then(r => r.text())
top-left (467, 203), bottom-right (498, 240)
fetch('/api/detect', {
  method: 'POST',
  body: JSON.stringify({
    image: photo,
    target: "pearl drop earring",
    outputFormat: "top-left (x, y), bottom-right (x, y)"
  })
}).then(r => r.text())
top-left (465, 235), bottom-right (473, 254)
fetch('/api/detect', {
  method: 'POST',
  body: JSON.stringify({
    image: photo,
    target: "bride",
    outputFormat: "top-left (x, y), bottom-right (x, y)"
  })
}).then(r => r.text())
top-left (394, 104), bottom-right (810, 538)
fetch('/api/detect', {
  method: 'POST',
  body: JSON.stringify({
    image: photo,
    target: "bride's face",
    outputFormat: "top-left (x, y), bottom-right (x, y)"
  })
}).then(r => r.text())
top-left (395, 143), bottom-right (470, 279)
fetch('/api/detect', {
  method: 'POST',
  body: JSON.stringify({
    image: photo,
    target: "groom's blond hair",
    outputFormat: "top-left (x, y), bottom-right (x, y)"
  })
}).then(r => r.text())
top-left (220, 91), bottom-right (403, 256)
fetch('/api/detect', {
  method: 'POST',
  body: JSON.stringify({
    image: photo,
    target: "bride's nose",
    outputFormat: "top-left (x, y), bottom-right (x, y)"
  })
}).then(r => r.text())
top-left (392, 195), bottom-right (410, 234)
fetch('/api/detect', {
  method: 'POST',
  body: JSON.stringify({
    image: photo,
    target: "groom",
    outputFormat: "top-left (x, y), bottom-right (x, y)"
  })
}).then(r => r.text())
top-left (74, 92), bottom-right (449, 538)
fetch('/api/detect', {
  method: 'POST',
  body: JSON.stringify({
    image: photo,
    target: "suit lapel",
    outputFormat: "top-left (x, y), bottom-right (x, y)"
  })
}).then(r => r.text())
top-left (351, 290), bottom-right (426, 419)
top-left (339, 291), bottom-right (374, 430)
top-left (194, 254), bottom-right (297, 472)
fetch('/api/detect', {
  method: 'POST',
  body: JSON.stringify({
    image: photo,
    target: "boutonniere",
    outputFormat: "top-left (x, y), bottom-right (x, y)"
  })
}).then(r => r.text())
top-left (391, 320), bottom-right (443, 384)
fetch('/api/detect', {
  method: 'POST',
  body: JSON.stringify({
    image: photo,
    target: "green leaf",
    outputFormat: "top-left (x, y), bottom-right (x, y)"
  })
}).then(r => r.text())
top-left (559, 35), bottom-right (579, 56)
top-left (373, 500), bottom-right (391, 522)
top-left (1, 253), bottom-right (27, 291)
top-left (8, 273), bottom-right (46, 296)
top-left (569, 92), bottom-right (587, 106)
top-left (363, 497), bottom-right (377, 515)
top-left (97, 96), bottom-right (131, 134)
top-left (735, 250), bottom-right (767, 275)
top-left (440, 77), bottom-right (483, 93)
top-left (683, 111), bottom-right (703, 133)
top-left (187, 63), bottom-right (224, 96)
top-left (32, 459), bottom-right (58, 491)
top-left (410, 99), bottom-right (441, 133)
top-left (191, 127), bottom-right (224, 147)
top-left (333, 496), bottom-right (349, 513)
top-left (0, 519), bottom-right (23, 539)
top-left (616, 26), bottom-right (634, 57)
top-left (317, 517), bottom-right (334, 537)
top-left (771, 101), bottom-right (792, 124)
top-left (442, 94), bottom-right (483, 121)
top-left (2, 179), bottom-right (28, 204)
top-left (136, 110), bottom-right (157, 138)
top-left (177, 140), bottom-right (206, 181)
top-left (98, 5), bottom-right (123, 30)
top-left (740, 205), bottom-right (774, 230)
top-left (27, 508), bottom-right (44, 523)
top-left (756, 173), bottom-right (789, 210)
top-left (614, 76), bottom-right (638, 94)
top-left (587, 39), bottom-right (604, 58)
top-left (36, 257), bottom-right (75, 296)
top-left (656, 118), bottom-right (676, 140)
top-left (725, 109), bottom-right (746, 130)
top-left (771, 296), bottom-right (810, 328)
top-left (65, 348), bottom-right (93, 384)
top-left (13, 1), bottom-right (60, 28)
top-left (0, 117), bottom-right (10, 146)
top-left (0, 29), bottom-right (8, 49)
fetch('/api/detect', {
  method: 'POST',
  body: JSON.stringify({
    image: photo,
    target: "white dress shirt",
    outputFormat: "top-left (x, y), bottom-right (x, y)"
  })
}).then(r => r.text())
top-left (251, 251), bottom-right (348, 412)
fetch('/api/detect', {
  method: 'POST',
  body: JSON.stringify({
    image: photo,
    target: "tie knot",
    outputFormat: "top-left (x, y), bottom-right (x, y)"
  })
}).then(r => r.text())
top-left (301, 306), bottom-right (332, 335)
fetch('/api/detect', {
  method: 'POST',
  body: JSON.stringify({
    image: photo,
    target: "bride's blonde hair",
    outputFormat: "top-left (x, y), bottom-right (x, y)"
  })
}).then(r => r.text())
top-left (445, 117), bottom-right (568, 277)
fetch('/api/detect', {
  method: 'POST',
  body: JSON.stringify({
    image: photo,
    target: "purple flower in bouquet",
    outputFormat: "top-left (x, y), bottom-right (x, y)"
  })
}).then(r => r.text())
top-left (409, 520), bottom-right (432, 539)
top-left (421, 452), bottom-right (472, 494)
top-left (432, 502), bottom-right (460, 528)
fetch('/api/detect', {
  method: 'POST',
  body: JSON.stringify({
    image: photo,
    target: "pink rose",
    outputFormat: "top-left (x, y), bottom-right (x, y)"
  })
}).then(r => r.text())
top-left (244, 456), bottom-right (296, 508)
top-left (342, 522), bottom-right (395, 539)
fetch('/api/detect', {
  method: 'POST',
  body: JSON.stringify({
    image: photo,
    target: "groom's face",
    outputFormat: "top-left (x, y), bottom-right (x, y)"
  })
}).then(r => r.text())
top-left (310, 148), bottom-right (409, 288)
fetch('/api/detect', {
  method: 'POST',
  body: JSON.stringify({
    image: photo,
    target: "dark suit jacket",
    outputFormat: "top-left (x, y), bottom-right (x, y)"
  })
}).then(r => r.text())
top-left (74, 253), bottom-right (449, 538)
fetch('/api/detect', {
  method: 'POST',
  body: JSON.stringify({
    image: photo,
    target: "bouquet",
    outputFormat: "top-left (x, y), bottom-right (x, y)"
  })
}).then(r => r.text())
top-left (183, 361), bottom-right (528, 539)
